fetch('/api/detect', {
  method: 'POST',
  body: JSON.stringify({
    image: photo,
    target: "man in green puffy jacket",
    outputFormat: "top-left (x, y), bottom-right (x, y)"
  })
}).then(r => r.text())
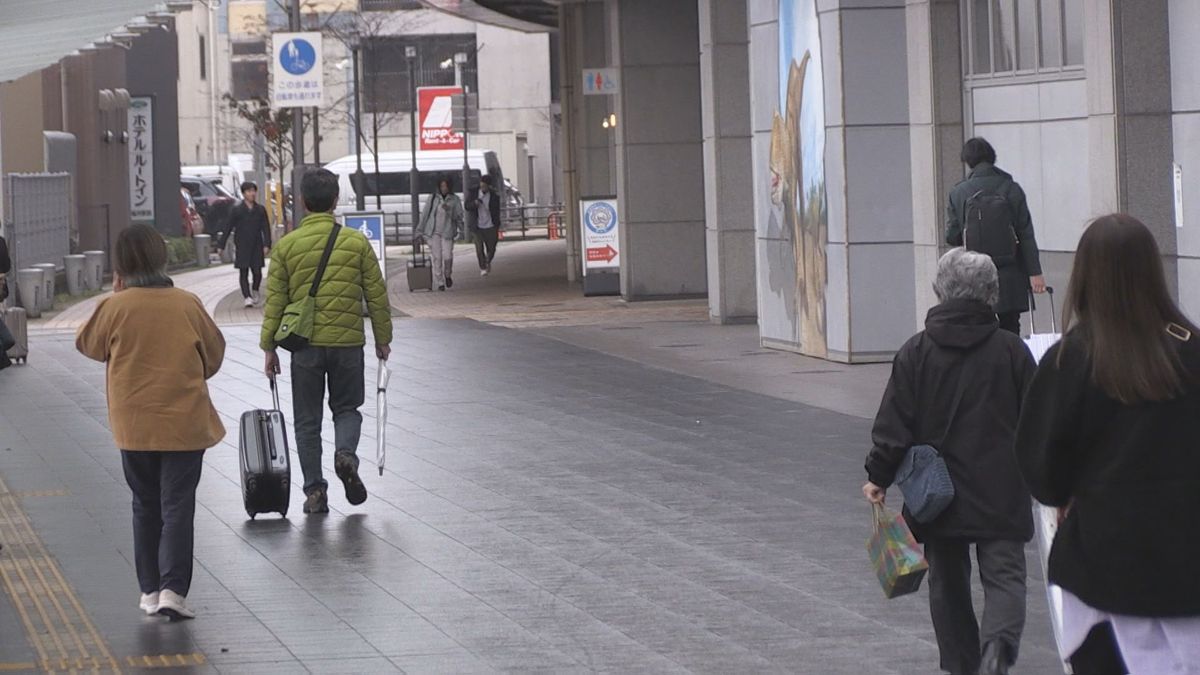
top-left (261, 169), bottom-right (393, 514)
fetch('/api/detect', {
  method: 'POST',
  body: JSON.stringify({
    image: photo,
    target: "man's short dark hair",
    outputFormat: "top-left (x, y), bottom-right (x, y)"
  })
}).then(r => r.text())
top-left (480, 175), bottom-right (493, 186)
top-left (301, 168), bottom-right (339, 213)
top-left (961, 137), bottom-right (997, 168)
top-left (241, 181), bottom-right (257, 194)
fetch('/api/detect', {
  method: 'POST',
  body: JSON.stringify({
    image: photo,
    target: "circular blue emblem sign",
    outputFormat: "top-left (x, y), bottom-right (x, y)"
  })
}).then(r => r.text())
top-left (584, 202), bottom-right (617, 235)
top-left (280, 39), bottom-right (316, 76)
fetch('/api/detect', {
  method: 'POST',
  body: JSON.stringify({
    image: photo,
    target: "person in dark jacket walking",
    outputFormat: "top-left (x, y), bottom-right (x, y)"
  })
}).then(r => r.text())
top-left (0, 234), bottom-right (11, 371)
top-left (1015, 214), bottom-right (1200, 675)
top-left (946, 138), bottom-right (1045, 334)
top-left (466, 175), bottom-right (502, 276)
top-left (217, 181), bottom-right (272, 307)
top-left (864, 248), bottom-right (1036, 675)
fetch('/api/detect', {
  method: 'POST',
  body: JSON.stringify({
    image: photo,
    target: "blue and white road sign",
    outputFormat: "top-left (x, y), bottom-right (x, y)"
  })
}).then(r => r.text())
top-left (272, 32), bottom-right (323, 108)
top-left (344, 212), bottom-right (386, 276)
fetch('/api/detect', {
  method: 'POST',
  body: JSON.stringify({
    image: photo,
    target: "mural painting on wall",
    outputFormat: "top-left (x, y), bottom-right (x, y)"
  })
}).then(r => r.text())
top-left (767, 0), bottom-right (828, 357)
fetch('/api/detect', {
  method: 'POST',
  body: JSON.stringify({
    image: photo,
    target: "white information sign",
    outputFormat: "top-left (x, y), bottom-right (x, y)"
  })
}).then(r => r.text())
top-left (581, 198), bottom-right (620, 274)
top-left (581, 68), bottom-right (619, 96)
top-left (345, 212), bottom-right (386, 276)
top-left (128, 96), bottom-right (155, 222)
top-left (272, 32), bottom-right (323, 108)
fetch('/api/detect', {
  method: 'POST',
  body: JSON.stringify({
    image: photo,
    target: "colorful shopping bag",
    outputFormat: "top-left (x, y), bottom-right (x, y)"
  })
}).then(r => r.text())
top-left (867, 503), bottom-right (929, 599)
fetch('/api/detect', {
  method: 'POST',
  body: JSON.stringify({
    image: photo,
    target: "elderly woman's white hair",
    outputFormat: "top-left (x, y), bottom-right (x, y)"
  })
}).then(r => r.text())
top-left (933, 248), bottom-right (1000, 307)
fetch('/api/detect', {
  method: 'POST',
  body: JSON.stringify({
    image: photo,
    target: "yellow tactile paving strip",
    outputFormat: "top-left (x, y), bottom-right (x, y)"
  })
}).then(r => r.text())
top-left (0, 474), bottom-right (122, 673)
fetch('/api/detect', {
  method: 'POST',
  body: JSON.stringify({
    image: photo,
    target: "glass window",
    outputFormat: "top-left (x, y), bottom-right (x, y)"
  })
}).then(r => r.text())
top-left (972, 0), bottom-right (992, 74)
top-left (1016, 0), bottom-right (1037, 70)
top-left (1039, 0), bottom-right (1063, 68)
top-left (1063, 0), bottom-right (1084, 66)
top-left (362, 34), bottom-right (478, 113)
top-left (199, 35), bottom-right (208, 80)
top-left (350, 170), bottom-right (481, 197)
top-left (992, 0), bottom-right (1016, 73)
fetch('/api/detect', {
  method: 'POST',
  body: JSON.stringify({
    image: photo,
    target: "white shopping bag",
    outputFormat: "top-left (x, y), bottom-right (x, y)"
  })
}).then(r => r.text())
top-left (376, 360), bottom-right (390, 476)
top-left (1022, 288), bottom-right (1072, 672)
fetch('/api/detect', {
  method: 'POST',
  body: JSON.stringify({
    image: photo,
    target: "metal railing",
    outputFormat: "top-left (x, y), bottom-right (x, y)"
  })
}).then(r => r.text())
top-left (498, 203), bottom-right (565, 241)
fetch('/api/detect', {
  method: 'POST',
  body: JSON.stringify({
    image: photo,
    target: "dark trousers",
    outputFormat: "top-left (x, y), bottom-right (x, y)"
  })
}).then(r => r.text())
top-left (238, 266), bottom-right (263, 298)
top-left (120, 450), bottom-right (205, 596)
top-left (998, 311), bottom-right (1021, 335)
top-left (474, 227), bottom-right (498, 269)
top-left (291, 346), bottom-right (364, 494)
top-left (1070, 622), bottom-right (1128, 675)
top-left (925, 539), bottom-right (1027, 674)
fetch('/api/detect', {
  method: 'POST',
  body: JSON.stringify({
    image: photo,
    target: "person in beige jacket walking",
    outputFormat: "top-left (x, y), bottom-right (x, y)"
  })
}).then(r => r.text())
top-left (77, 225), bottom-right (226, 621)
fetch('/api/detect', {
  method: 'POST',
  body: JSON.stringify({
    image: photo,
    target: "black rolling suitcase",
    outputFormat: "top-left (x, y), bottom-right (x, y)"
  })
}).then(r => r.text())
top-left (240, 377), bottom-right (291, 519)
top-left (407, 237), bottom-right (433, 292)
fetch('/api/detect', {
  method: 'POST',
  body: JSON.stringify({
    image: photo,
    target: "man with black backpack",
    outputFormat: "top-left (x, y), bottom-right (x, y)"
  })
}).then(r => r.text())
top-left (945, 138), bottom-right (1046, 334)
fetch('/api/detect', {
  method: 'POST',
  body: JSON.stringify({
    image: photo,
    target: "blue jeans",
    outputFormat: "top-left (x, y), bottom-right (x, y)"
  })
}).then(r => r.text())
top-left (290, 346), bottom-right (364, 494)
top-left (121, 450), bottom-right (205, 596)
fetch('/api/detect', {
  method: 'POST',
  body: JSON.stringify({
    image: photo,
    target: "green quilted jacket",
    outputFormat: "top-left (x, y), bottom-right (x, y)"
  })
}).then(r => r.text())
top-left (260, 212), bottom-right (393, 351)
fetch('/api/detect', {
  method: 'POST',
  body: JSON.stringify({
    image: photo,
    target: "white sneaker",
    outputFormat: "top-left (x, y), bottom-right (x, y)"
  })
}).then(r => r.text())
top-left (481, 268), bottom-right (490, 277)
top-left (243, 297), bottom-right (254, 308)
top-left (156, 589), bottom-right (196, 621)
top-left (139, 592), bottom-right (159, 616)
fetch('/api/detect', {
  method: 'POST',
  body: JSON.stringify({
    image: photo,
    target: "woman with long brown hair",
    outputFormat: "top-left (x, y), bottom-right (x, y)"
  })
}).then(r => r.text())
top-left (77, 225), bottom-right (225, 621)
top-left (1016, 214), bottom-right (1200, 674)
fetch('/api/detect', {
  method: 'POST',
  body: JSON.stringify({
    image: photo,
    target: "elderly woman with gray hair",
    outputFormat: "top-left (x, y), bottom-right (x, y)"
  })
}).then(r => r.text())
top-left (863, 248), bottom-right (1037, 675)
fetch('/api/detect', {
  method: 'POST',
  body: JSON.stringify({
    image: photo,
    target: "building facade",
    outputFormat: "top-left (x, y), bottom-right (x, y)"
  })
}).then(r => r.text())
top-left (474, 0), bottom-right (1196, 362)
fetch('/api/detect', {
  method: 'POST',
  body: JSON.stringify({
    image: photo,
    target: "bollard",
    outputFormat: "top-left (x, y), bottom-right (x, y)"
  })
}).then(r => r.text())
top-left (31, 264), bottom-right (56, 311)
top-left (63, 255), bottom-right (87, 295)
top-left (16, 268), bottom-right (43, 318)
top-left (83, 250), bottom-right (106, 291)
top-left (194, 234), bottom-right (212, 267)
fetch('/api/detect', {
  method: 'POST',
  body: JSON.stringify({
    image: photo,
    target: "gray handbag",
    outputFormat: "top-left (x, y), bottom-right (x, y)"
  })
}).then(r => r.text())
top-left (895, 444), bottom-right (955, 523)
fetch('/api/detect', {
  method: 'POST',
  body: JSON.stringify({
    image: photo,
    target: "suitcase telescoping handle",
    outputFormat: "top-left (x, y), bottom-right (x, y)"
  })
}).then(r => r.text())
top-left (1029, 286), bottom-right (1057, 335)
top-left (269, 375), bottom-right (281, 413)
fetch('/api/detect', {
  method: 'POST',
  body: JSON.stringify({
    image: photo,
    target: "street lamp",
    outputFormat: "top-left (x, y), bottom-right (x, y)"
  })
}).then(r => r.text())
top-left (407, 45), bottom-right (419, 239)
top-left (348, 30), bottom-right (366, 211)
top-left (455, 51), bottom-right (470, 221)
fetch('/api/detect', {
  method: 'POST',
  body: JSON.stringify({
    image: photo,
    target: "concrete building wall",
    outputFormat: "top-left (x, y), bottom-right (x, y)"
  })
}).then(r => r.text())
top-left (0, 72), bottom-right (48, 175)
top-left (610, 0), bottom-right (707, 300)
top-left (1171, 0), bottom-right (1200, 318)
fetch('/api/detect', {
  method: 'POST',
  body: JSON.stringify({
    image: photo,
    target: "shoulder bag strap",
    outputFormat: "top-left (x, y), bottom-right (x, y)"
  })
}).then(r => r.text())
top-left (308, 224), bottom-right (342, 298)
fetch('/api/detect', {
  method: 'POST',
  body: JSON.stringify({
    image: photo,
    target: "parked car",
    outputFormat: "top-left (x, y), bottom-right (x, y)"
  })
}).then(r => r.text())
top-left (181, 176), bottom-right (236, 236)
top-left (180, 188), bottom-right (204, 237)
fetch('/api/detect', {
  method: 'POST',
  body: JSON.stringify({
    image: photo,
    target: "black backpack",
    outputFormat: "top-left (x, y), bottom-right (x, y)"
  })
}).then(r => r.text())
top-left (963, 187), bottom-right (1019, 266)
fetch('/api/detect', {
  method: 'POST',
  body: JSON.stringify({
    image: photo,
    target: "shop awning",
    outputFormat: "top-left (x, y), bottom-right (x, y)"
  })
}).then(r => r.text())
top-left (0, 0), bottom-right (187, 84)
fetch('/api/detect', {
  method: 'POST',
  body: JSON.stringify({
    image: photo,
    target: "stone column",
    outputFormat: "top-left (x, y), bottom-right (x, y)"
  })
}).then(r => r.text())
top-left (699, 0), bottom-right (756, 323)
top-left (609, 0), bottom-right (707, 300)
top-left (905, 0), bottom-right (963, 326)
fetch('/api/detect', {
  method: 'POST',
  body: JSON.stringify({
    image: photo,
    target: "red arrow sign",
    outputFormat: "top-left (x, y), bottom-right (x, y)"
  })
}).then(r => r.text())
top-left (586, 245), bottom-right (618, 263)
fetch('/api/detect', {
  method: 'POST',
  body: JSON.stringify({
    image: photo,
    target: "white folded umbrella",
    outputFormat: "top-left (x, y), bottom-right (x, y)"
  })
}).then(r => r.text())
top-left (376, 359), bottom-right (390, 476)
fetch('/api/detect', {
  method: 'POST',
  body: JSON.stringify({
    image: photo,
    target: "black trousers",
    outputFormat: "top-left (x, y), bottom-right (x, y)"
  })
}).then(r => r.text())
top-left (121, 450), bottom-right (205, 596)
top-left (238, 266), bottom-right (263, 299)
top-left (998, 311), bottom-right (1021, 335)
top-left (474, 227), bottom-right (498, 269)
top-left (925, 539), bottom-right (1027, 674)
top-left (1070, 623), bottom-right (1129, 675)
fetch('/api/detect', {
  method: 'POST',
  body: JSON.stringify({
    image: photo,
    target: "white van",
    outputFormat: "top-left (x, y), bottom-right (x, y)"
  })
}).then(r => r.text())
top-left (324, 150), bottom-right (504, 241)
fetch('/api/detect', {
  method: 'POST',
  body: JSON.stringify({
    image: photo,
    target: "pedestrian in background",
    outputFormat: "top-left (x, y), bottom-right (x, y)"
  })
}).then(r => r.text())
top-left (466, 174), bottom-right (501, 276)
top-left (76, 225), bottom-right (225, 621)
top-left (1016, 214), bottom-right (1200, 674)
top-left (864, 248), bottom-right (1035, 675)
top-left (218, 181), bottom-right (272, 308)
top-left (418, 176), bottom-right (464, 291)
top-left (0, 233), bottom-right (12, 371)
top-left (945, 137), bottom-right (1046, 334)
top-left (260, 169), bottom-right (393, 515)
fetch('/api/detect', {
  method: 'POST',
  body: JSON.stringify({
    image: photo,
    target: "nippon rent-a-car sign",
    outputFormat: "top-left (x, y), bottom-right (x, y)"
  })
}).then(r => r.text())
top-left (418, 86), bottom-right (464, 151)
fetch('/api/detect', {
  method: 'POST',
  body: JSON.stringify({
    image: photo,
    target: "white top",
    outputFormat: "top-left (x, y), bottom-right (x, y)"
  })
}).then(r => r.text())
top-left (1058, 587), bottom-right (1200, 673)
top-left (476, 190), bottom-right (495, 230)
